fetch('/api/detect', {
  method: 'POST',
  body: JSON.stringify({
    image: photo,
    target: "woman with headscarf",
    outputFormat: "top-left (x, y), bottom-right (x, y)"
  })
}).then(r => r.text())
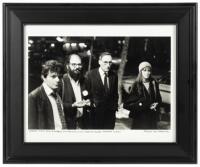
top-left (123, 61), bottom-right (162, 129)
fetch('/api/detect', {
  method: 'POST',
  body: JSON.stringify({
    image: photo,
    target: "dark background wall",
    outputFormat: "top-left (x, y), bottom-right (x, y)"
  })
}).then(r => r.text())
top-left (28, 36), bottom-right (170, 92)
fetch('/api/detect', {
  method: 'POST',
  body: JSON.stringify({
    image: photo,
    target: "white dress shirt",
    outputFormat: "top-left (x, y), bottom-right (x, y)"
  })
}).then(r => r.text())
top-left (68, 75), bottom-right (83, 118)
top-left (42, 82), bottom-right (63, 130)
top-left (98, 67), bottom-right (109, 88)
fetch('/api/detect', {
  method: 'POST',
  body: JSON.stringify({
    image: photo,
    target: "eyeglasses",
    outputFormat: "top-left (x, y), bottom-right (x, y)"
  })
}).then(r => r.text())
top-left (102, 61), bottom-right (112, 65)
top-left (70, 63), bottom-right (82, 67)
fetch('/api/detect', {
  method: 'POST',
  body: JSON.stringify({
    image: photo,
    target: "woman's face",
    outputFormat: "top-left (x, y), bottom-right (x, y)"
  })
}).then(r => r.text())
top-left (141, 67), bottom-right (151, 79)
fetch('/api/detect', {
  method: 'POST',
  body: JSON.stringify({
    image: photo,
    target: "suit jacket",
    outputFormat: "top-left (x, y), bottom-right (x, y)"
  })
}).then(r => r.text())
top-left (61, 74), bottom-right (90, 128)
top-left (28, 85), bottom-right (55, 129)
top-left (85, 68), bottom-right (118, 114)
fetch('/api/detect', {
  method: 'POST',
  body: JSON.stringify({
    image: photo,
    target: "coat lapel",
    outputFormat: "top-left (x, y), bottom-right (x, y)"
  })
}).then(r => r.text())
top-left (108, 72), bottom-right (113, 91)
top-left (95, 69), bottom-right (114, 94)
top-left (96, 69), bottom-right (105, 90)
top-left (80, 80), bottom-right (85, 99)
top-left (40, 86), bottom-right (55, 129)
top-left (65, 75), bottom-right (76, 101)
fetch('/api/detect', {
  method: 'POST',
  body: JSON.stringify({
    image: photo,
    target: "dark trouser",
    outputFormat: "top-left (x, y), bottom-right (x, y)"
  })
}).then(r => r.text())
top-left (66, 113), bottom-right (90, 129)
top-left (90, 109), bottom-right (116, 129)
top-left (131, 111), bottom-right (159, 129)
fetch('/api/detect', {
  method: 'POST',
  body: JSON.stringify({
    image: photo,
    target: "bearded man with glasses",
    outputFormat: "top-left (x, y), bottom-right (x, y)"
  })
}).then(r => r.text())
top-left (61, 54), bottom-right (91, 129)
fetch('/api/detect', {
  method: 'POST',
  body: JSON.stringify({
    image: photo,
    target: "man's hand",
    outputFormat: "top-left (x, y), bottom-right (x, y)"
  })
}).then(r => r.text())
top-left (150, 102), bottom-right (158, 111)
top-left (84, 99), bottom-right (91, 106)
top-left (72, 101), bottom-right (86, 108)
top-left (72, 100), bottom-right (92, 108)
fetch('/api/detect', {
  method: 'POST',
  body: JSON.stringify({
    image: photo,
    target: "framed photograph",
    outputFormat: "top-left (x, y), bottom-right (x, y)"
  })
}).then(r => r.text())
top-left (3, 3), bottom-right (197, 163)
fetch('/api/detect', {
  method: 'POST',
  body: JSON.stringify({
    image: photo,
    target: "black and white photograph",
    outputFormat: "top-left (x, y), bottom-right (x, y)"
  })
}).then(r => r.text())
top-left (24, 25), bottom-right (176, 143)
top-left (3, 3), bottom-right (197, 163)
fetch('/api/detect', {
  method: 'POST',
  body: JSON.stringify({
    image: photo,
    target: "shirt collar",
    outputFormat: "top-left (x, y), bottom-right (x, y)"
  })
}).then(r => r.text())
top-left (99, 67), bottom-right (107, 76)
top-left (42, 82), bottom-right (54, 96)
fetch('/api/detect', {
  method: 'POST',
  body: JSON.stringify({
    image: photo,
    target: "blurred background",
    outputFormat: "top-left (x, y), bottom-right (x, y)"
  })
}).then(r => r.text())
top-left (28, 36), bottom-right (171, 129)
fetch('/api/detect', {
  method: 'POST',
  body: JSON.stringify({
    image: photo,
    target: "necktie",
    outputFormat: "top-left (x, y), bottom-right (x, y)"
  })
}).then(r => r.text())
top-left (104, 72), bottom-right (109, 95)
top-left (51, 92), bottom-right (67, 129)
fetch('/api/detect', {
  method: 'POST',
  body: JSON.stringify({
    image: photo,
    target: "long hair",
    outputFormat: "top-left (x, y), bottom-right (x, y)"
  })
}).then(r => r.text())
top-left (135, 69), bottom-right (153, 83)
top-left (133, 67), bottom-right (154, 97)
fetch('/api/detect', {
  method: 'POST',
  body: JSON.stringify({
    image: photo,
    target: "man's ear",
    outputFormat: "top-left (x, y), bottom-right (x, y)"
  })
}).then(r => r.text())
top-left (66, 64), bottom-right (70, 72)
top-left (98, 59), bottom-right (101, 66)
top-left (41, 75), bottom-right (45, 81)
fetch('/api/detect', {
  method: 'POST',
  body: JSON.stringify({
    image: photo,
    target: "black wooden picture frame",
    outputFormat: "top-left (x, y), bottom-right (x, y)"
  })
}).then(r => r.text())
top-left (3, 3), bottom-right (197, 163)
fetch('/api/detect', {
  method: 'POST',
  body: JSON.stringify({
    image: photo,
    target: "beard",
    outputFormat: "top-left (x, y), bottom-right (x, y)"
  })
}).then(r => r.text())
top-left (68, 68), bottom-right (82, 81)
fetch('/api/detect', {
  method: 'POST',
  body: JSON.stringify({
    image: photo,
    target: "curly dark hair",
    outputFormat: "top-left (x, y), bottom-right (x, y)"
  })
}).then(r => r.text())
top-left (41, 60), bottom-right (64, 78)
